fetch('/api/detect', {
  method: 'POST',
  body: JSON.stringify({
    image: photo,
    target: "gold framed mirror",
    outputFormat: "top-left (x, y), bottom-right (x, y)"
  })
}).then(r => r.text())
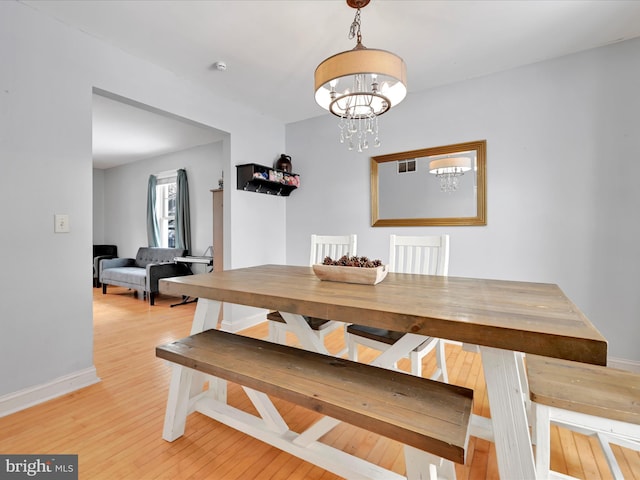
top-left (371, 140), bottom-right (486, 226)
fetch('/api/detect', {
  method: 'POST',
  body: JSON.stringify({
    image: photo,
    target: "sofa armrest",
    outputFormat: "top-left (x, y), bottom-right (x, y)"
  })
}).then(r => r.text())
top-left (101, 257), bottom-right (136, 270)
top-left (146, 262), bottom-right (191, 293)
top-left (94, 255), bottom-right (117, 275)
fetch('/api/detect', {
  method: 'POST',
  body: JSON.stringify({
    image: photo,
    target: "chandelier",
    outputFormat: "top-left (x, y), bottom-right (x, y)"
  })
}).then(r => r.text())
top-left (314, 0), bottom-right (407, 152)
top-left (429, 157), bottom-right (472, 193)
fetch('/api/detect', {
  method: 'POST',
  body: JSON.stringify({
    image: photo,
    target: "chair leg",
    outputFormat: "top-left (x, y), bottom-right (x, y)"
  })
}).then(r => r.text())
top-left (267, 320), bottom-right (277, 343)
top-left (150, 292), bottom-right (155, 306)
top-left (102, 284), bottom-right (107, 294)
top-left (436, 340), bottom-right (448, 383)
top-left (347, 335), bottom-right (358, 362)
top-left (268, 321), bottom-right (286, 344)
top-left (410, 350), bottom-right (423, 377)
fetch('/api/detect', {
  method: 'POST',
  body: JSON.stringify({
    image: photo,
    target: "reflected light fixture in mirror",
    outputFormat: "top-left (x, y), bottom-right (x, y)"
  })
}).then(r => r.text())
top-left (371, 140), bottom-right (486, 227)
top-left (429, 156), bottom-right (472, 193)
top-left (314, 0), bottom-right (407, 153)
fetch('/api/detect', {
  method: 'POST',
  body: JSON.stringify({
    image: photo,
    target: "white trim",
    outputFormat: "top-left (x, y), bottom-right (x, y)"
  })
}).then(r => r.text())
top-left (608, 356), bottom-right (640, 373)
top-left (0, 367), bottom-right (100, 418)
top-left (220, 310), bottom-right (266, 333)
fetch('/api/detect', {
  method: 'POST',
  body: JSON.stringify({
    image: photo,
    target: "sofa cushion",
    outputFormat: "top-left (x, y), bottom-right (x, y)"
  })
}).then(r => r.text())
top-left (102, 267), bottom-right (147, 288)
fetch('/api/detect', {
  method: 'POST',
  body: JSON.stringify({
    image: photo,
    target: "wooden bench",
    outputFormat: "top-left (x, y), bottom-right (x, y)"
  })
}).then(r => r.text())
top-left (526, 355), bottom-right (640, 479)
top-left (157, 329), bottom-right (474, 480)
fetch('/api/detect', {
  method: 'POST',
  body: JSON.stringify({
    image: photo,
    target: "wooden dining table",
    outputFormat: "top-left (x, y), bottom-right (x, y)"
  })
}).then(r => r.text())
top-left (160, 264), bottom-right (608, 479)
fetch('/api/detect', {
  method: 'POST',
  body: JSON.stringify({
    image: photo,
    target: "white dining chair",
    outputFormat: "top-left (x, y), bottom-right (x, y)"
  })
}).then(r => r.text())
top-left (346, 234), bottom-right (449, 380)
top-left (267, 234), bottom-right (357, 355)
top-left (308, 234), bottom-right (357, 265)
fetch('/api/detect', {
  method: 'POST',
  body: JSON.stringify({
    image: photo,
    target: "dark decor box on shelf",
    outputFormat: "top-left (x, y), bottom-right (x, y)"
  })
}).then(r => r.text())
top-left (236, 163), bottom-right (300, 196)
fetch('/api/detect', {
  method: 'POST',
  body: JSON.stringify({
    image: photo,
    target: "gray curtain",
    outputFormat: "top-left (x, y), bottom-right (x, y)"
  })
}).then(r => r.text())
top-left (175, 169), bottom-right (191, 253)
top-left (146, 174), bottom-right (160, 247)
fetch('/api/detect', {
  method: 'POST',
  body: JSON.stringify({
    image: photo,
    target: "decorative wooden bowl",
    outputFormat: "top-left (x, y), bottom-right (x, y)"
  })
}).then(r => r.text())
top-left (312, 264), bottom-right (388, 285)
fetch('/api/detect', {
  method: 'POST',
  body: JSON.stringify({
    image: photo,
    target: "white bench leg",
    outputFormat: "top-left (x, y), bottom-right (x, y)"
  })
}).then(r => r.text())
top-left (293, 416), bottom-right (342, 447)
top-left (597, 433), bottom-right (625, 480)
top-left (404, 445), bottom-right (456, 480)
top-left (532, 403), bottom-right (551, 479)
top-left (162, 364), bottom-right (194, 441)
top-left (163, 366), bottom-right (228, 442)
top-left (163, 295), bottom-right (228, 443)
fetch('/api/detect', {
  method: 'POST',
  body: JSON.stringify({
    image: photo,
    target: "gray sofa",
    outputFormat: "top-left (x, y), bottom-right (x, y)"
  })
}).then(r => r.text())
top-left (101, 247), bottom-right (191, 305)
top-left (93, 244), bottom-right (118, 288)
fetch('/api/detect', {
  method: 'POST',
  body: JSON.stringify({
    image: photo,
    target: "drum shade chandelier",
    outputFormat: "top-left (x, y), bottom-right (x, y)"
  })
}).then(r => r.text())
top-left (314, 0), bottom-right (407, 152)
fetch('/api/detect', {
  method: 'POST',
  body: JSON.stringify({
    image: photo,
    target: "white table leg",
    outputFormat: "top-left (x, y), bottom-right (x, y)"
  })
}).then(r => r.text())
top-left (190, 298), bottom-right (223, 334)
top-left (280, 312), bottom-right (330, 354)
top-left (480, 346), bottom-right (536, 479)
top-left (371, 333), bottom-right (426, 370)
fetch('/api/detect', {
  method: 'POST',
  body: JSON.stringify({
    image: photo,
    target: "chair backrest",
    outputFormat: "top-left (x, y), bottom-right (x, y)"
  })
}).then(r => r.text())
top-left (135, 247), bottom-right (187, 267)
top-left (309, 234), bottom-right (357, 265)
top-left (388, 234), bottom-right (449, 276)
top-left (93, 244), bottom-right (117, 257)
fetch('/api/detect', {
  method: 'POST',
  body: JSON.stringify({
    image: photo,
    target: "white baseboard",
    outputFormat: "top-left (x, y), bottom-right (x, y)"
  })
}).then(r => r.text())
top-left (608, 356), bottom-right (640, 373)
top-left (0, 367), bottom-right (100, 418)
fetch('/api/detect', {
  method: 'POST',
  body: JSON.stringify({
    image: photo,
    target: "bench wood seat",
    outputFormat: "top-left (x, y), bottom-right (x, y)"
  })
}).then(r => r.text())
top-left (527, 355), bottom-right (640, 425)
top-left (156, 328), bottom-right (473, 466)
top-left (526, 354), bottom-right (640, 479)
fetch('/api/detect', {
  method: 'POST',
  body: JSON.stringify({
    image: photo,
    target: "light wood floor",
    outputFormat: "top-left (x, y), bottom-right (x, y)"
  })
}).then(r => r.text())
top-left (1, 287), bottom-right (638, 479)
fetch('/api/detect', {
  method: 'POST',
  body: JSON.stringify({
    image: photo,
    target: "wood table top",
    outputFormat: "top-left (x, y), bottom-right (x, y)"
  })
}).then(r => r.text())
top-left (160, 264), bottom-right (607, 365)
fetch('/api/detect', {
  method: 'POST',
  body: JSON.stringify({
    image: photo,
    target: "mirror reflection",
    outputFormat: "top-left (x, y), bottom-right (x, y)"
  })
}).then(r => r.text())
top-left (371, 140), bottom-right (486, 226)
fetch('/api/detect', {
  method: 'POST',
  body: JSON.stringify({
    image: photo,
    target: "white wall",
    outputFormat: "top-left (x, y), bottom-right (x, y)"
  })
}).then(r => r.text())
top-left (285, 37), bottom-right (640, 364)
top-left (0, 1), bottom-right (286, 402)
top-left (98, 141), bottom-right (223, 259)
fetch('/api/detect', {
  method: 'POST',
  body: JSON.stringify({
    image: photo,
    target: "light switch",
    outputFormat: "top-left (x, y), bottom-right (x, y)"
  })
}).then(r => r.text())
top-left (54, 214), bottom-right (70, 233)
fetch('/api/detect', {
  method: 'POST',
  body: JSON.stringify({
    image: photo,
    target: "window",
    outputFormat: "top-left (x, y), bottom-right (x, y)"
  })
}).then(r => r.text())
top-left (155, 175), bottom-right (177, 248)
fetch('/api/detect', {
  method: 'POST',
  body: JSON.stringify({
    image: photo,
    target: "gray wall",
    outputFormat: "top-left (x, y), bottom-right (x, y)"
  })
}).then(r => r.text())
top-left (96, 141), bottom-right (223, 260)
top-left (93, 169), bottom-right (106, 243)
top-left (285, 37), bottom-right (640, 364)
top-left (0, 1), bottom-right (286, 400)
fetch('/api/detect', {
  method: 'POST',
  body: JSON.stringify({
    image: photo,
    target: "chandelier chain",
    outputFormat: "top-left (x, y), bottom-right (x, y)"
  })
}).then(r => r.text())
top-left (348, 9), bottom-right (362, 44)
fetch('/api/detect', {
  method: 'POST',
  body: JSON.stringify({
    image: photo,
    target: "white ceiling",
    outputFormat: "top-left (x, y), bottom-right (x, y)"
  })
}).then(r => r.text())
top-left (91, 93), bottom-right (225, 169)
top-left (21, 0), bottom-right (640, 168)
